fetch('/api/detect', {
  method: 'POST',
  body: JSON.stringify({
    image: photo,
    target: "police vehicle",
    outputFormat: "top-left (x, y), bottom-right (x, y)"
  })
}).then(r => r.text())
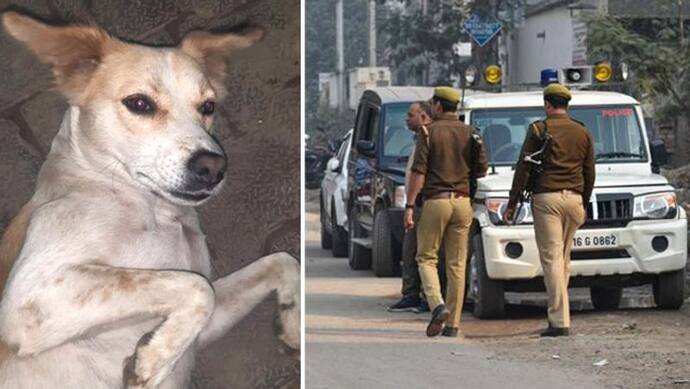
top-left (464, 67), bottom-right (687, 318)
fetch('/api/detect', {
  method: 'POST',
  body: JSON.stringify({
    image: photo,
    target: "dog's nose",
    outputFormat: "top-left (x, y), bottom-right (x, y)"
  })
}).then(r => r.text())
top-left (187, 150), bottom-right (227, 189)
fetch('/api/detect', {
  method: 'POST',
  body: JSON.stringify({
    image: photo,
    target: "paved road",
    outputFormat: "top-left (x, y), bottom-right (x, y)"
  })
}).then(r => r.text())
top-left (305, 208), bottom-right (604, 389)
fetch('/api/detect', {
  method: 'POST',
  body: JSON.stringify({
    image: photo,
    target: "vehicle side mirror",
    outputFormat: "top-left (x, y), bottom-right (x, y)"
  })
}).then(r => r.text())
top-left (326, 158), bottom-right (340, 173)
top-left (356, 140), bottom-right (376, 157)
top-left (650, 139), bottom-right (668, 173)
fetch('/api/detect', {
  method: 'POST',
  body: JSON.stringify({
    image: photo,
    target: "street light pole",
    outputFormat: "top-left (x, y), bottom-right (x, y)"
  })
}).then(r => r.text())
top-left (680, 0), bottom-right (684, 47)
top-left (369, 0), bottom-right (376, 67)
top-left (336, 0), bottom-right (345, 112)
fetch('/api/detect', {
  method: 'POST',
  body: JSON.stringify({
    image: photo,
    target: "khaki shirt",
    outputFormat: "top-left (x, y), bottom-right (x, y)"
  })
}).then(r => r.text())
top-left (410, 112), bottom-right (489, 197)
top-left (508, 112), bottom-right (595, 208)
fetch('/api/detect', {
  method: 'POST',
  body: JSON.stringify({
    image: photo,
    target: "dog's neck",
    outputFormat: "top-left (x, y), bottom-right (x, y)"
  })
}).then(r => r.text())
top-left (50, 106), bottom-right (114, 177)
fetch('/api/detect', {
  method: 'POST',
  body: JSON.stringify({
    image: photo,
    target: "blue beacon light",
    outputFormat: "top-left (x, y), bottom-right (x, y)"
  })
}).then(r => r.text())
top-left (540, 68), bottom-right (559, 86)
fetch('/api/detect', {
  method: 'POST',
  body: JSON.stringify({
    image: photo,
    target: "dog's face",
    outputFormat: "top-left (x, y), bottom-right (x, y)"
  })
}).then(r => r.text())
top-left (84, 47), bottom-right (229, 205)
top-left (2, 12), bottom-right (262, 206)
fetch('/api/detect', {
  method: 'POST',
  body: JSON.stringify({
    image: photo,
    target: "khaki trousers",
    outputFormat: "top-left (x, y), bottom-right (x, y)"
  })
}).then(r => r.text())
top-left (416, 197), bottom-right (472, 328)
top-left (532, 191), bottom-right (586, 328)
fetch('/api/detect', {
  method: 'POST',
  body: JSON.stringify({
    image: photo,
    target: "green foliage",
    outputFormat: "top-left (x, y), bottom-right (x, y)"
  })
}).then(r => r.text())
top-left (305, 107), bottom-right (355, 148)
top-left (381, 1), bottom-right (471, 85)
top-left (305, 0), bottom-right (368, 146)
top-left (586, 4), bottom-right (690, 121)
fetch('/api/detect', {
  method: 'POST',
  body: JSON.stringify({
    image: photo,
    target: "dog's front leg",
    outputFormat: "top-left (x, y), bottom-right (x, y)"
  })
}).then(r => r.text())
top-left (1, 265), bottom-right (215, 389)
top-left (197, 252), bottom-right (300, 352)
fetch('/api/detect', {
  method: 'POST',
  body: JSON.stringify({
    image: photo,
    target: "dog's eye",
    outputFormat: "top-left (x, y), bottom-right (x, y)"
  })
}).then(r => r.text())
top-left (122, 94), bottom-right (155, 114)
top-left (199, 100), bottom-right (215, 116)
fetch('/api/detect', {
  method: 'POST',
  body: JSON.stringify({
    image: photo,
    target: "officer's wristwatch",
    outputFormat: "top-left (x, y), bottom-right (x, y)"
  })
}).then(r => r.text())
top-left (405, 204), bottom-right (415, 209)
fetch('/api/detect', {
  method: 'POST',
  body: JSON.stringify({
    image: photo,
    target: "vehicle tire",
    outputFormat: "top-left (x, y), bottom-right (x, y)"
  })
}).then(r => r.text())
top-left (590, 287), bottom-right (622, 311)
top-left (331, 202), bottom-right (348, 258)
top-left (348, 207), bottom-right (371, 270)
top-left (372, 209), bottom-right (400, 277)
top-left (653, 268), bottom-right (686, 309)
top-left (469, 233), bottom-right (505, 318)
top-left (319, 196), bottom-right (332, 250)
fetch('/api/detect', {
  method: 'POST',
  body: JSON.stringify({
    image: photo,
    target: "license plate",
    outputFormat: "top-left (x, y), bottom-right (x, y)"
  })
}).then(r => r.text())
top-left (572, 233), bottom-right (618, 249)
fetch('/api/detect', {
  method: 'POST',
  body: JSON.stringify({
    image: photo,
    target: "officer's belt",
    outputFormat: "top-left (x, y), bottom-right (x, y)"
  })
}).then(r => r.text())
top-left (537, 189), bottom-right (581, 196)
top-left (424, 191), bottom-right (468, 200)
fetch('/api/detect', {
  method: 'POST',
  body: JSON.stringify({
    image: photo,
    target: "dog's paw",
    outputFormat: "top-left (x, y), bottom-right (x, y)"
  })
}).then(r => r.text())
top-left (123, 352), bottom-right (150, 389)
top-left (122, 331), bottom-right (171, 389)
top-left (275, 299), bottom-right (300, 353)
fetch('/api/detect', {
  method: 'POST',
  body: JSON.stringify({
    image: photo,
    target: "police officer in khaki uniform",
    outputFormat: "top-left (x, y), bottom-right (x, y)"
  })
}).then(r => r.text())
top-left (405, 87), bottom-right (488, 337)
top-left (504, 83), bottom-right (595, 337)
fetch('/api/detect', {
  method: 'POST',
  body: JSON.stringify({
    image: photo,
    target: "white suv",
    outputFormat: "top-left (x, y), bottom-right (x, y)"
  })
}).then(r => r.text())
top-left (463, 91), bottom-right (687, 318)
top-left (320, 129), bottom-right (352, 257)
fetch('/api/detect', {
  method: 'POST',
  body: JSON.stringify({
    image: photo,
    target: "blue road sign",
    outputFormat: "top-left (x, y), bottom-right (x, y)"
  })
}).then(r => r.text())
top-left (463, 14), bottom-right (503, 47)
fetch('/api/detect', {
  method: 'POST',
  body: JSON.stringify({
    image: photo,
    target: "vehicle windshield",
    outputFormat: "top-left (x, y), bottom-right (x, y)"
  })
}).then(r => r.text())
top-left (381, 103), bottom-right (416, 159)
top-left (470, 106), bottom-right (646, 165)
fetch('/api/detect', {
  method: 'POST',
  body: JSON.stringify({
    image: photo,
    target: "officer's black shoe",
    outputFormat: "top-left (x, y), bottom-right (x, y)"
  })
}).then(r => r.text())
top-left (441, 326), bottom-right (459, 337)
top-left (426, 304), bottom-right (450, 337)
top-left (540, 325), bottom-right (569, 337)
top-left (387, 295), bottom-right (420, 312)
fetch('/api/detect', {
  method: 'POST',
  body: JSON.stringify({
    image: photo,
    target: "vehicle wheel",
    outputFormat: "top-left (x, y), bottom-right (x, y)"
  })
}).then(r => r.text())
top-left (372, 209), bottom-right (400, 277)
top-left (319, 196), bottom-right (332, 250)
top-left (590, 287), bottom-right (622, 311)
top-left (331, 202), bottom-right (348, 258)
top-left (348, 207), bottom-right (371, 270)
top-left (653, 268), bottom-right (686, 309)
top-left (469, 233), bottom-right (504, 318)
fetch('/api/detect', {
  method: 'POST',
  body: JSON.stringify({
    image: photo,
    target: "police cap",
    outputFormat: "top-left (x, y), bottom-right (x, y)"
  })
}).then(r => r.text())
top-left (543, 83), bottom-right (571, 100)
top-left (433, 86), bottom-right (460, 104)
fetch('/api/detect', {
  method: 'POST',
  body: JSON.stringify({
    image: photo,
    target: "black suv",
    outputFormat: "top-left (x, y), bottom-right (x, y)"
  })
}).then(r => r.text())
top-left (345, 87), bottom-right (435, 277)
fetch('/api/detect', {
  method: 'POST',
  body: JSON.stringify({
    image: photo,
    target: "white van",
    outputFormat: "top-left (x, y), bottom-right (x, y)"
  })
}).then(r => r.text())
top-left (463, 90), bottom-right (687, 318)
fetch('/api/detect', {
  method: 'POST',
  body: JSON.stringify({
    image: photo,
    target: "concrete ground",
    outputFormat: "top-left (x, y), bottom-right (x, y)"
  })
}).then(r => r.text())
top-left (304, 191), bottom-right (690, 389)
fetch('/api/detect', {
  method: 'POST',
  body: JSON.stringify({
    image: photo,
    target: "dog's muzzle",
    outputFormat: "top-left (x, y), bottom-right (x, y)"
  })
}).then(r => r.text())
top-left (184, 150), bottom-right (227, 192)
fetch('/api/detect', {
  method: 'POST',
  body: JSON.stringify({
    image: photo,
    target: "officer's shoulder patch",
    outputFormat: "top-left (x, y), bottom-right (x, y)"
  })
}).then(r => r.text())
top-left (529, 120), bottom-right (546, 137)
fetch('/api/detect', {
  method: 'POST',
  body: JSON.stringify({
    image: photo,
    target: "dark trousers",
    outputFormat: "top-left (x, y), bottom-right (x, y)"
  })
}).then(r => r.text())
top-left (401, 218), bottom-right (422, 297)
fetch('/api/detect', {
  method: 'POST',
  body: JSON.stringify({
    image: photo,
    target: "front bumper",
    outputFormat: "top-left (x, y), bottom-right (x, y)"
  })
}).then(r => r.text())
top-left (482, 217), bottom-right (688, 280)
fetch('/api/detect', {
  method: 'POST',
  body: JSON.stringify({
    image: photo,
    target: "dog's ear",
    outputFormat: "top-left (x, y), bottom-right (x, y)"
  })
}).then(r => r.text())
top-left (180, 28), bottom-right (264, 97)
top-left (2, 11), bottom-right (118, 102)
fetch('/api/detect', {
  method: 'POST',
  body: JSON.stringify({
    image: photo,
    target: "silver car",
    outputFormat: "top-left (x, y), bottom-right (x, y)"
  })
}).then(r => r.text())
top-left (320, 129), bottom-right (353, 257)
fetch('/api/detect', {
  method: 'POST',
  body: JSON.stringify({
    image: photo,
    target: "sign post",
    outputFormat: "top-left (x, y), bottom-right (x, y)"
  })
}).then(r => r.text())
top-left (463, 14), bottom-right (503, 47)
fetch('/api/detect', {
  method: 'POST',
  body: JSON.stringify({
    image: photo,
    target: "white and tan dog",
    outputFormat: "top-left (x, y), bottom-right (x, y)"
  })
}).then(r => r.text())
top-left (0, 12), bottom-right (300, 389)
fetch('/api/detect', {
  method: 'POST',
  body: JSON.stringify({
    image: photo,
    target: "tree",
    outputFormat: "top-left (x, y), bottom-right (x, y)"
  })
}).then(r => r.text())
top-left (305, 0), bottom-right (368, 146)
top-left (380, 0), bottom-right (523, 88)
top-left (586, 2), bottom-right (690, 121)
top-left (380, 1), bottom-right (472, 86)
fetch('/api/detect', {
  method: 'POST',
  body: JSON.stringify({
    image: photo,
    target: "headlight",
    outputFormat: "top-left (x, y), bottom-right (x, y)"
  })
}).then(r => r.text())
top-left (485, 198), bottom-right (533, 225)
top-left (484, 65), bottom-right (502, 84)
top-left (464, 65), bottom-right (478, 85)
top-left (393, 186), bottom-right (407, 208)
top-left (620, 62), bottom-right (629, 81)
top-left (594, 62), bottom-right (612, 82)
top-left (633, 192), bottom-right (677, 219)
